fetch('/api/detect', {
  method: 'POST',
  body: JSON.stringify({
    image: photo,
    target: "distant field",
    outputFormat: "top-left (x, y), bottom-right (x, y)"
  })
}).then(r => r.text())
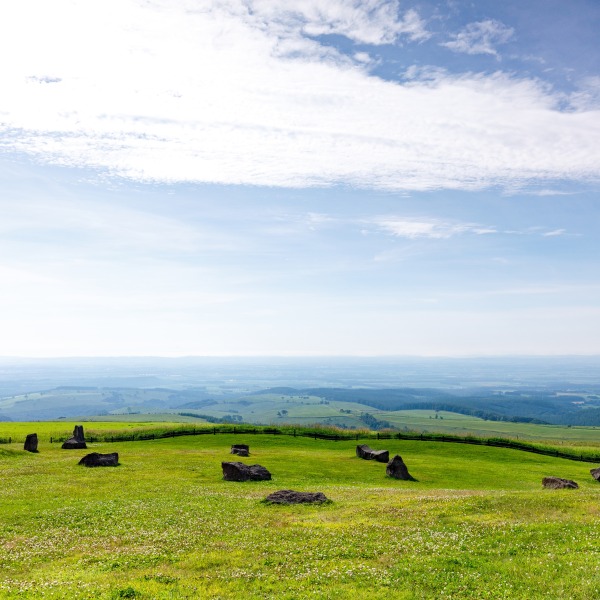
top-left (150, 393), bottom-right (600, 444)
top-left (81, 413), bottom-right (208, 424)
top-left (165, 392), bottom-right (600, 445)
top-left (2, 433), bottom-right (600, 598)
top-left (378, 409), bottom-right (600, 445)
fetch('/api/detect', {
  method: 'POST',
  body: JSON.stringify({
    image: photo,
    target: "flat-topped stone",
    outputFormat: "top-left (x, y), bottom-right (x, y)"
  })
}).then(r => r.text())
top-left (231, 444), bottom-right (250, 456)
top-left (542, 476), bottom-right (578, 489)
top-left (265, 490), bottom-right (329, 504)
top-left (356, 444), bottom-right (389, 463)
top-left (78, 452), bottom-right (119, 467)
top-left (222, 461), bottom-right (271, 481)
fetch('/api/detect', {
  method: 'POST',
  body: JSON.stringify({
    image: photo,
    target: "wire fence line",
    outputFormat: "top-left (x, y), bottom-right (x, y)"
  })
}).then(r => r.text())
top-left (2, 425), bottom-right (599, 464)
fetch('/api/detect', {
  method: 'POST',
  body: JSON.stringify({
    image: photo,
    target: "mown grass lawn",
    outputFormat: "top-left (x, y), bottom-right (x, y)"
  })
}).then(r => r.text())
top-left (2, 434), bottom-right (600, 599)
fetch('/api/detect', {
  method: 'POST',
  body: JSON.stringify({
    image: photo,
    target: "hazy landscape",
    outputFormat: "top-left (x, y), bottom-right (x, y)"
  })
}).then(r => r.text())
top-left (2, 357), bottom-right (600, 430)
top-left (2, 0), bottom-right (600, 598)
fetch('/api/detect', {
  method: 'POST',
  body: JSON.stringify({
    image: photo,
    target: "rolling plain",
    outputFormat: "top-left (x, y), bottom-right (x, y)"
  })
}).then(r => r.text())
top-left (2, 423), bottom-right (600, 599)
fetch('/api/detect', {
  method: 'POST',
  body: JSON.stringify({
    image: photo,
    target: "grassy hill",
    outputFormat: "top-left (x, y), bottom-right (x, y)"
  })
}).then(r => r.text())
top-left (1, 430), bottom-right (600, 598)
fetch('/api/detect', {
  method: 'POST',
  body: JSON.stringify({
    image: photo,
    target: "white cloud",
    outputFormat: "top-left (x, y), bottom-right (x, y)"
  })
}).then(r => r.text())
top-left (353, 51), bottom-right (373, 64)
top-left (247, 0), bottom-right (429, 45)
top-left (0, 2), bottom-right (598, 192)
top-left (542, 229), bottom-right (567, 237)
top-left (569, 76), bottom-right (600, 111)
top-left (376, 218), bottom-right (494, 239)
top-left (527, 189), bottom-right (579, 197)
top-left (441, 19), bottom-right (514, 57)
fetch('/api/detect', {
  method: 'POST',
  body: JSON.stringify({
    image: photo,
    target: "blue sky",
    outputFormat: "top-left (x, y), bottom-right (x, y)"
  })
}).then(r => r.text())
top-left (0, 0), bottom-right (599, 357)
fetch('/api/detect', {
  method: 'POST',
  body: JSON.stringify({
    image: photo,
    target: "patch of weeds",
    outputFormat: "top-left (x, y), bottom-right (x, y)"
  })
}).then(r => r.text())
top-left (144, 573), bottom-right (179, 585)
top-left (112, 587), bottom-right (138, 599)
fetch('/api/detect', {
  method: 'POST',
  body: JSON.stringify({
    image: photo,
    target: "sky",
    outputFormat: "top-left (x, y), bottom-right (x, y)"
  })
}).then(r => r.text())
top-left (0, 0), bottom-right (599, 357)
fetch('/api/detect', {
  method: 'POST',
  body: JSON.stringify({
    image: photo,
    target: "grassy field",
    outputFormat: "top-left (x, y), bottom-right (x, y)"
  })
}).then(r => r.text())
top-left (2, 432), bottom-right (600, 599)
top-left (0, 421), bottom-right (192, 442)
top-left (378, 410), bottom-right (600, 445)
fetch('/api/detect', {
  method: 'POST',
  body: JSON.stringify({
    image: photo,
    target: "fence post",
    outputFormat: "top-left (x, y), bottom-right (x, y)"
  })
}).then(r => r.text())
top-left (377, 432), bottom-right (379, 440)
top-left (50, 437), bottom-right (52, 444)
top-left (293, 429), bottom-right (296, 437)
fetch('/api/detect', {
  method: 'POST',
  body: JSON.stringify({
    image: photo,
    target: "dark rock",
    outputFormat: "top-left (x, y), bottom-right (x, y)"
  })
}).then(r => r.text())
top-left (265, 490), bottom-right (330, 504)
top-left (356, 444), bottom-right (370, 459)
top-left (24, 433), bottom-right (38, 453)
top-left (73, 425), bottom-right (85, 442)
top-left (222, 461), bottom-right (271, 481)
top-left (78, 452), bottom-right (119, 467)
top-left (542, 476), bottom-right (579, 489)
top-left (386, 454), bottom-right (414, 480)
top-left (372, 450), bottom-right (389, 462)
top-left (231, 444), bottom-right (250, 457)
top-left (590, 467), bottom-right (600, 482)
top-left (356, 444), bottom-right (389, 462)
top-left (62, 438), bottom-right (87, 449)
top-left (62, 425), bottom-right (87, 449)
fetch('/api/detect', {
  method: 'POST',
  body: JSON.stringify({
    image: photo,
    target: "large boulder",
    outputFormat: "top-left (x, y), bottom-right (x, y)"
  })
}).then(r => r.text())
top-left (356, 444), bottom-right (389, 463)
top-left (78, 452), bottom-right (119, 467)
top-left (222, 461), bottom-right (271, 481)
top-left (386, 455), bottom-right (414, 480)
top-left (590, 467), bottom-right (600, 482)
top-left (265, 490), bottom-right (329, 504)
top-left (62, 425), bottom-right (87, 450)
top-left (231, 444), bottom-right (250, 457)
top-left (24, 433), bottom-right (38, 453)
top-left (542, 476), bottom-right (579, 489)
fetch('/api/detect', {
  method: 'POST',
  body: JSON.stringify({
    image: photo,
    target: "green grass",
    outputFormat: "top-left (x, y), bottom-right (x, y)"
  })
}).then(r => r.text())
top-left (0, 421), bottom-right (190, 443)
top-left (2, 433), bottom-right (600, 598)
top-left (380, 409), bottom-right (600, 444)
top-left (3, 420), bottom-right (600, 463)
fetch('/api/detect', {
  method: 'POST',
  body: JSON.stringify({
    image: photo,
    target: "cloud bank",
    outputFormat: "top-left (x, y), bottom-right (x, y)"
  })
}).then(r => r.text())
top-left (0, 0), bottom-right (599, 191)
